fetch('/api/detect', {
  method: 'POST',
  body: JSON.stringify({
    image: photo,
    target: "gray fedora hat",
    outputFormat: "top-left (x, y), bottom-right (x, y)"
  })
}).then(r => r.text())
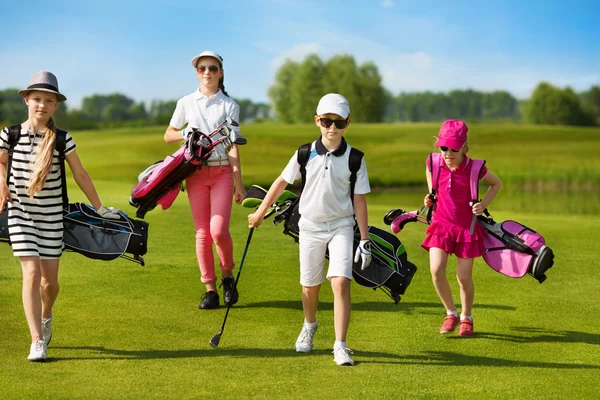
top-left (18, 71), bottom-right (67, 102)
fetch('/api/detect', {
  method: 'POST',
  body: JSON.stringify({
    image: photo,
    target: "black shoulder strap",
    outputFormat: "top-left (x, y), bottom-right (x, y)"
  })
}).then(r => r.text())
top-left (297, 143), bottom-right (311, 191)
top-left (55, 129), bottom-right (69, 207)
top-left (348, 147), bottom-right (363, 203)
top-left (5, 125), bottom-right (21, 187)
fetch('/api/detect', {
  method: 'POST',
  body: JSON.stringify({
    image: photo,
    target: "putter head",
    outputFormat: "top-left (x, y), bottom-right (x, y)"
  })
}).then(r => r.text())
top-left (209, 333), bottom-right (221, 348)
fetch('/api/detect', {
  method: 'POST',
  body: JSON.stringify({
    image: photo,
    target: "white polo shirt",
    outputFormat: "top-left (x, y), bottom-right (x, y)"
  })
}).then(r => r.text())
top-left (281, 137), bottom-right (370, 223)
top-left (170, 89), bottom-right (240, 163)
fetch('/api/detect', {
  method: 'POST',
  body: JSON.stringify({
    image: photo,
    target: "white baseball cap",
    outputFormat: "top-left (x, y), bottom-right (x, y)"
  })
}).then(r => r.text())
top-left (191, 51), bottom-right (223, 69)
top-left (316, 93), bottom-right (350, 119)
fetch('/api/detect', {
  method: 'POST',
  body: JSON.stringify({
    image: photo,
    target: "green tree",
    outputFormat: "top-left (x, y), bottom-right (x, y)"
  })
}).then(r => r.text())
top-left (290, 54), bottom-right (325, 123)
top-left (579, 86), bottom-right (600, 124)
top-left (357, 62), bottom-right (385, 122)
top-left (0, 88), bottom-right (27, 124)
top-left (268, 60), bottom-right (299, 123)
top-left (148, 100), bottom-right (177, 125)
top-left (526, 82), bottom-right (594, 126)
top-left (323, 55), bottom-right (361, 120)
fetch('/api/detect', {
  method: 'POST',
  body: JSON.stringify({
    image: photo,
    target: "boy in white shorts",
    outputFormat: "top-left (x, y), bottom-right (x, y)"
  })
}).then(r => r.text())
top-left (248, 93), bottom-right (371, 366)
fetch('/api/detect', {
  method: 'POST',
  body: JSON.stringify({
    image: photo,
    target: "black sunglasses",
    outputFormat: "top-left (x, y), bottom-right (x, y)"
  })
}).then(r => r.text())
top-left (317, 116), bottom-right (349, 129)
top-left (440, 146), bottom-right (461, 153)
top-left (197, 65), bottom-right (220, 73)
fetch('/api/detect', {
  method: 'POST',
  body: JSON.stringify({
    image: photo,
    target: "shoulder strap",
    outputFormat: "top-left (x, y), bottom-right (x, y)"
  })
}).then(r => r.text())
top-left (429, 152), bottom-right (442, 194)
top-left (56, 129), bottom-right (69, 207)
top-left (426, 153), bottom-right (442, 223)
top-left (297, 143), bottom-right (311, 191)
top-left (348, 147), bottom-right (363, 204)
top-left (5, 125), bottom-right (21, 186)
top-left (469, 158), bottom-right (486, 203)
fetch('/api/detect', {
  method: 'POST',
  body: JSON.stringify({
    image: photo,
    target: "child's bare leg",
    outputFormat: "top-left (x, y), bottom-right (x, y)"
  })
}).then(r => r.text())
top-left (40, 259), bottom-right (60, 319)
top-left (21, 257), bottom-right (43, 341)
top-left (301, 285), bottom-right (321, 323)
top-left (429, 248), bottom-right (456, 312)
top-left (331, 276), bottom-right (351, 342)
top-left (456, 257), bottom-right (475, 317)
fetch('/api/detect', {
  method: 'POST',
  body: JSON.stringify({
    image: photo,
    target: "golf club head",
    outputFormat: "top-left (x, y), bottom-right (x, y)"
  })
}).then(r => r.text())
top-left (209, 333), bottom-right (221, 348)
top-left (383, 208), bottom-right (406, 225)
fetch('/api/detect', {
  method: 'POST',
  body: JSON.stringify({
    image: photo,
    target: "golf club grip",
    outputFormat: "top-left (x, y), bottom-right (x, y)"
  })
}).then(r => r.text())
top-left (469, 215), bottom-right (477, 235)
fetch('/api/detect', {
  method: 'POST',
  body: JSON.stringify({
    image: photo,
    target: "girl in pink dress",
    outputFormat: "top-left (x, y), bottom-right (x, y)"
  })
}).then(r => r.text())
top-left (422, 120), bottom-right (502, 337)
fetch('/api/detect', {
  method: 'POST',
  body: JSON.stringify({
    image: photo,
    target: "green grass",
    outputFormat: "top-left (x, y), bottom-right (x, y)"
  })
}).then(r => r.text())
top-left (1, 123), bottom-right (599, 399)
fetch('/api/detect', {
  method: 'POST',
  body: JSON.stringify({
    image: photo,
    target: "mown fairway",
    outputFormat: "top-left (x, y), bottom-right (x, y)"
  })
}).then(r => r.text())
top-left (1, 123), bottom-right (599, 399)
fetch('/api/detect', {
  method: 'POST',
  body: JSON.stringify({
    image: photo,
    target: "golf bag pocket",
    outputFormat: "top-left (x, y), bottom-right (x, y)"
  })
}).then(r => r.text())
top-left (480, 219), bottom-right (554, 283)
top-left (352, 225), bottom-right (417, 304)
top-left (63, 203), bottom-right (148, 265)
top-left (0, 208), bottom-right (8, 243)
top-left (282, 198), bottom-right (301, 243)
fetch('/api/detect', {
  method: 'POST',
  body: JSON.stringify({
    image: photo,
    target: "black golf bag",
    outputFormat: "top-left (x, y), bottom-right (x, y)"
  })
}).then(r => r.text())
top-left (63, 203), bottom-right (148, 265)
top-left (275, 199), bottom-right (417, 304)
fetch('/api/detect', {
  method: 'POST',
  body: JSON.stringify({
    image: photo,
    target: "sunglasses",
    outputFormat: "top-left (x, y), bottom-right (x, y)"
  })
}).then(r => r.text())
top-left (439, 144), bottom-right (465, 153)
top-left (197, 65), bottom-right (220, 74)
top-left (317, 116), bottom-right (349, 129)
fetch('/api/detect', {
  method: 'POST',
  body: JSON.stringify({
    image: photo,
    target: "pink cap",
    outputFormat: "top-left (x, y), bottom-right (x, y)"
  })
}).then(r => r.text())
top-left (435, 120), bottom-right (468, 150)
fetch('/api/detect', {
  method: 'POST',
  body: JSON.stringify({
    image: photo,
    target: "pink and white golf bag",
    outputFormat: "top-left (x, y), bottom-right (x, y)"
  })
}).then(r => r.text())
top-left (129, 119), bottom-right (244, 218)
top-left (477, 216), bottom-right (554, 283)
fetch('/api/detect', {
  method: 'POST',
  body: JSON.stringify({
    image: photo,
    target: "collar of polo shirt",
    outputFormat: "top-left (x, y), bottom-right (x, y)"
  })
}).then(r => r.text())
top-left (315, 136), bottom-right (348, 156)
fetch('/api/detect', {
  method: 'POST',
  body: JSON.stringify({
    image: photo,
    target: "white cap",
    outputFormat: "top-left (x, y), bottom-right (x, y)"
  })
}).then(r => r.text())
top-left (191, 51), bottom-right (223, 69)
top-left (316, 93), bottom-right (350, 119)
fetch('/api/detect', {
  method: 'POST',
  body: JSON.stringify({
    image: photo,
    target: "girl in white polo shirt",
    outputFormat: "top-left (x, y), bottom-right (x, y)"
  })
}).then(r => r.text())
top-left (248, 94), bottom-right (371, 367)
top-left (164, 51), bottom-right (246, 310)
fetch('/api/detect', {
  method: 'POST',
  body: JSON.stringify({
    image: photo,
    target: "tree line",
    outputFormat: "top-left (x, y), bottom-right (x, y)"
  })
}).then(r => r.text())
top-left (0, 90), bottom-right (270, 130)
top-left (1, 53), bottom-right (598, 128)
top-left (269, 53), bottom-right (599, 126)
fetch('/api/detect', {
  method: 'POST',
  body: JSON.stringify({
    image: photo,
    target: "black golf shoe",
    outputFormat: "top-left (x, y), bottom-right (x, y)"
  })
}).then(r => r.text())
top-left (222, 277), bottom-right (239, 306)
top-left (199, 291), bottom-right (220, 309)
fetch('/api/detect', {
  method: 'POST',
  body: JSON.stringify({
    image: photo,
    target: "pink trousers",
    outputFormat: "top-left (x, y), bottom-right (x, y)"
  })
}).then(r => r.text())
top-left (186, 166), bottom-right (234, 283)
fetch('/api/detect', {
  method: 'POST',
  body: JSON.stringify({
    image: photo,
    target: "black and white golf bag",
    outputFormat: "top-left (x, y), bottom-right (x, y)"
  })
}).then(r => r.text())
top-left (63, 203), bottom-right (148, 265)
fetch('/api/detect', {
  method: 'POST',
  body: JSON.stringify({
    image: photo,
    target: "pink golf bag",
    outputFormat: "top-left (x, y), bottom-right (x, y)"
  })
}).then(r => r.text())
top-left (477, 215), bottom-right (554, 283)
top-left (129, 119), bottom-right (244, 218)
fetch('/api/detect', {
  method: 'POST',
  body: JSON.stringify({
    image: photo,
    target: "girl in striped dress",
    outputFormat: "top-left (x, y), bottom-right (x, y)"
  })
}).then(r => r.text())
top-left (0, 71), bottom-right (121, 362)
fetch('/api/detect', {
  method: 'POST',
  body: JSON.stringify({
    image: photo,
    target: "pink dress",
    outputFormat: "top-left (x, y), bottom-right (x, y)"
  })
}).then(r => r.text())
top-left (421, 155), bottom-right (488, 258)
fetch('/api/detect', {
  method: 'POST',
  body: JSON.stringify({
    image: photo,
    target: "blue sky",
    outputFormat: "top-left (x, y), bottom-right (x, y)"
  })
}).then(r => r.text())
top-left (1, 0), bottom-right (598, 109)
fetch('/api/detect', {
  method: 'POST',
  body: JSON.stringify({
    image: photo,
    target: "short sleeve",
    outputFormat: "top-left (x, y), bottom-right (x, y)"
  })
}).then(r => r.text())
top-left (280, 151), bottom-right (301, 185)
top-left (479, 165), bottom-right (488, 180)
top-left (64, 131), bottom-right (76, 156)
top-left (0, 127), bottom-right (9, 153)
top-left (354, 157), bottom-right (370, 195)
top-left (169, 98), bottom-right (187, 129)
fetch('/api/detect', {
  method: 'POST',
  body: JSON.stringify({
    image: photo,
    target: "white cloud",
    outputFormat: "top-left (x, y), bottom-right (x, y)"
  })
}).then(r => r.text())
top-left (380, 0), bottom-right (395, 8)
top-left (271, 43), bottom-right (321, 69)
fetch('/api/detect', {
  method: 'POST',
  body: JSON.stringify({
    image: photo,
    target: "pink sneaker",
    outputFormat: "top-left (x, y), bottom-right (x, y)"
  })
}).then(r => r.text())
top-left (458, 319), bottom-right (474, 337)
top-left (440, 315), bottom-right (459, 334)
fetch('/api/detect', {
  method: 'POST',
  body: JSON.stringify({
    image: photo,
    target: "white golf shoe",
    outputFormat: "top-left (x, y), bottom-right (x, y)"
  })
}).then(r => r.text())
top-left (333, 346), bottom-right (354, 366)
top-left (295, 321), bottom-right (318, 353)
top-left (27, 340), bottom-right (47, 362)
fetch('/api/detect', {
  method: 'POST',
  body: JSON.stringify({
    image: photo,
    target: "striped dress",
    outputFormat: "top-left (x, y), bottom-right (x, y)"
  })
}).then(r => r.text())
top-left (0, 126), bottom-right (76, 259)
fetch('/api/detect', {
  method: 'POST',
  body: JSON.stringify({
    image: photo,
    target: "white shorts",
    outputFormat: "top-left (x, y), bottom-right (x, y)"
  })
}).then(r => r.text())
top-left (298, 216), bottom-right (355, 287)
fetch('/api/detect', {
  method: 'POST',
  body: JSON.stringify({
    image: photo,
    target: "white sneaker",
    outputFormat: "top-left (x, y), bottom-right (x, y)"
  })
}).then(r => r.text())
top-left (295, 322), bottom-right (318, 352)
top-left (27, 340), bottom-right (47, 362)
top-left (42, 315), bottom-right (52, 345)
top-left (333, 347), bottom-right (354, 366)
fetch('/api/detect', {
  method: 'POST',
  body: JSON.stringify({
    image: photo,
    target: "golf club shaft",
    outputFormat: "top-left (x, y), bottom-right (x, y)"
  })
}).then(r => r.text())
top-left (216, 228), bottom-right (254, 335)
